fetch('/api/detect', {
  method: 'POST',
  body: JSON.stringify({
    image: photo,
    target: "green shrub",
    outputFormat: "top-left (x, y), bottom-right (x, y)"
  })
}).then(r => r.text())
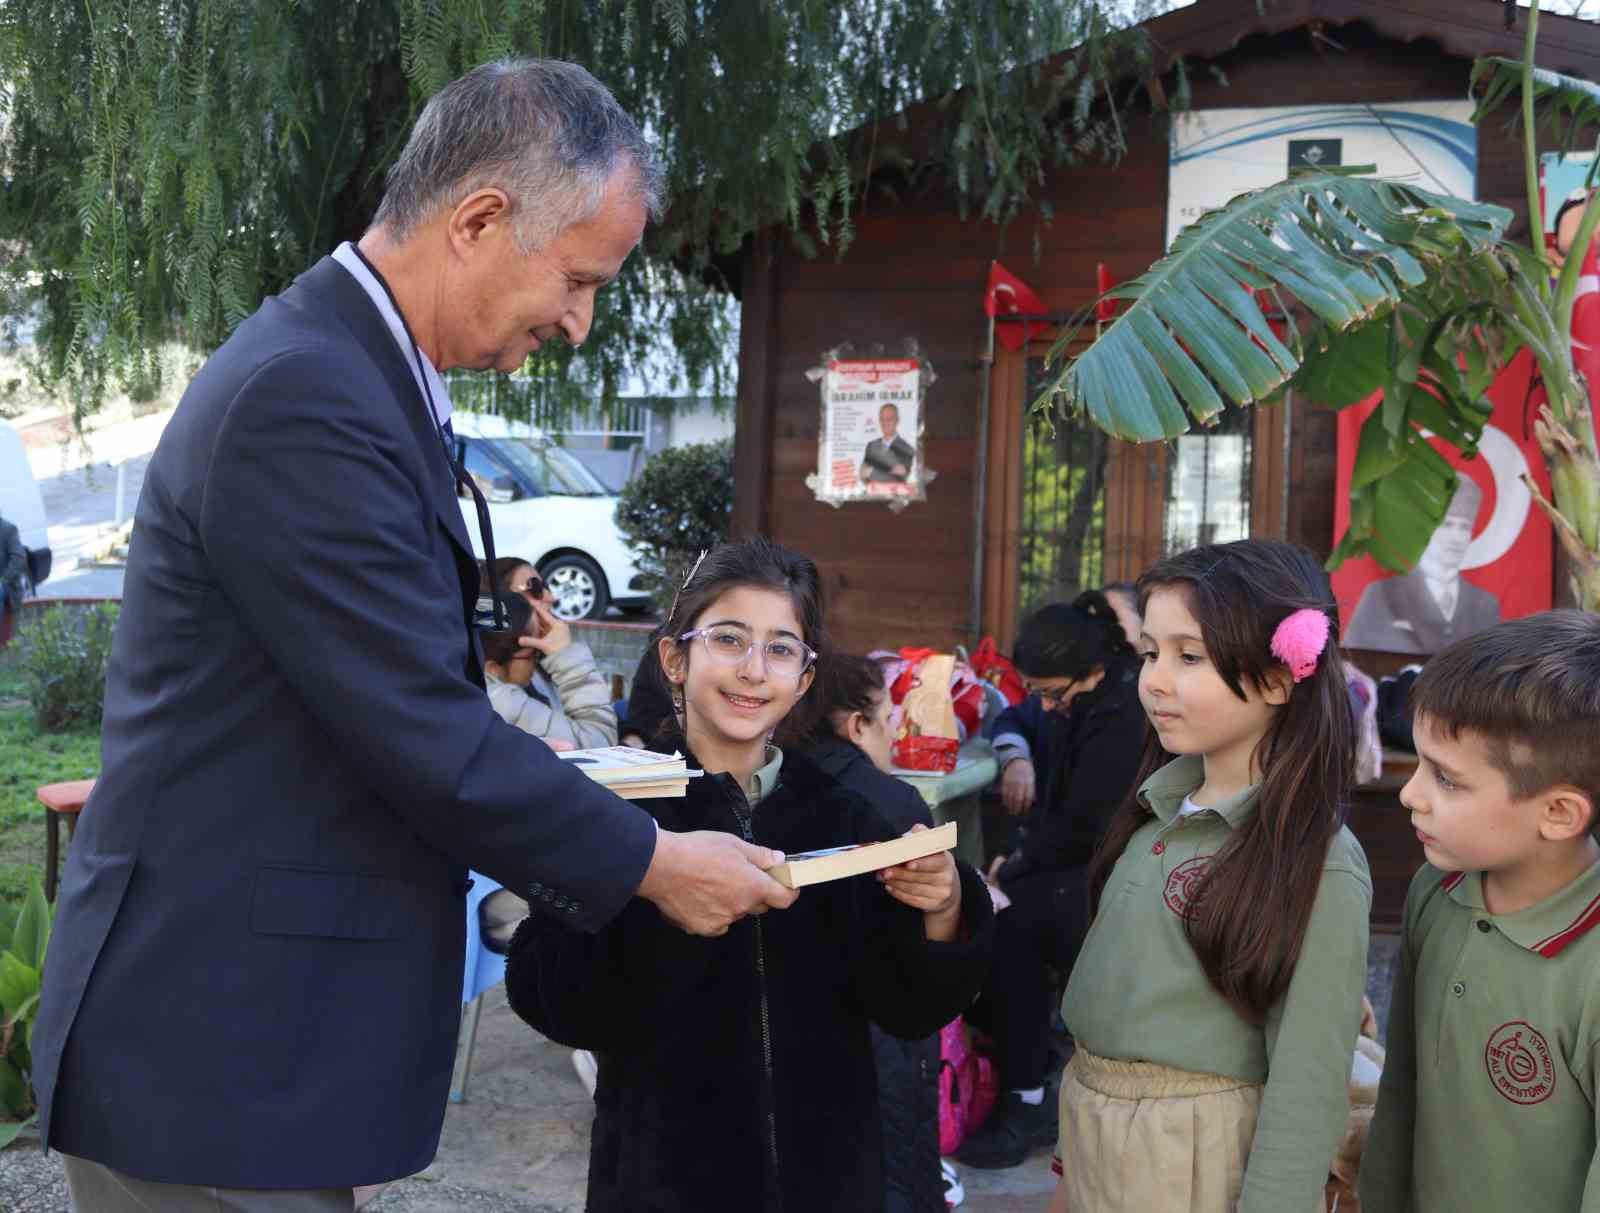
top-left (0, 874), bottom-right (50, 1145)
top-left (19, 603), bottom-right (120, 733)
top-left (614, 439), bottom-right (734, 613)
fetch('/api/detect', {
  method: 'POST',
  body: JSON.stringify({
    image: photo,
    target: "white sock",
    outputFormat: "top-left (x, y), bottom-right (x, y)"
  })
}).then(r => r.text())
top-left (1013, 1086), bottom-right (1045, 1105)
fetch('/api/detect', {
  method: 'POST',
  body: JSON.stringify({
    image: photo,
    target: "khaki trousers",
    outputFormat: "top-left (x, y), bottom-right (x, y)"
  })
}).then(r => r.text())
top-left (61, 1154), bottom-right (386, 1211)
top-left (1055, 1047), bottom-right (1325, 1213)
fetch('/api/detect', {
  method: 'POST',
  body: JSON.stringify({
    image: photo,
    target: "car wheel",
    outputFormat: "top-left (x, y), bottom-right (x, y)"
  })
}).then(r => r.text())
top-left (541, 554), bottom-right (609, 621)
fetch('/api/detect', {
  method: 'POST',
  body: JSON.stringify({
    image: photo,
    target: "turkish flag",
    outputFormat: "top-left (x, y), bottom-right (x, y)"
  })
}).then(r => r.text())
top-left (985, 261), bottom-right (1047, 352)
top-left (1330, 348), bottom-right (1555, 654)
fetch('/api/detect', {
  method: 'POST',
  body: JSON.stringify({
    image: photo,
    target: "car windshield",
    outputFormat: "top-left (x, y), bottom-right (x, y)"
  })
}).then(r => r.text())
top-left (485, 437), bottom-right (609, 497)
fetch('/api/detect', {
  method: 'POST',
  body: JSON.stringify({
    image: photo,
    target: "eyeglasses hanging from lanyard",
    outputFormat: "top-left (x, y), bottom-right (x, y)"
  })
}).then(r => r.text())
top-left (349, 246), bottom-right (513, 644)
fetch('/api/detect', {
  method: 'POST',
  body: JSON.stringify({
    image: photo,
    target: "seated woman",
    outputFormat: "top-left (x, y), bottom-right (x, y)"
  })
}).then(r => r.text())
top-left (505, 539), bottom-right (993, 1213)
top-left (799, 652), bottom-right (950, 1213)
top-left (479, 590), bottom-right (617, 749)
top-left (958, 590), bottom-right (1148, 1170)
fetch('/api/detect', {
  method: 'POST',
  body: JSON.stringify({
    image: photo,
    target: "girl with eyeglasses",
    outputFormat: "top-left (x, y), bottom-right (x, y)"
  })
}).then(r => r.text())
top-left (505, 538), bottom-right (994, 1213)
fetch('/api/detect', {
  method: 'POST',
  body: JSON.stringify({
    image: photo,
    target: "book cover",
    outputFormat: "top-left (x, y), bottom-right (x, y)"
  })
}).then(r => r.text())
top-left (766, 822), bottom-right (957, 889)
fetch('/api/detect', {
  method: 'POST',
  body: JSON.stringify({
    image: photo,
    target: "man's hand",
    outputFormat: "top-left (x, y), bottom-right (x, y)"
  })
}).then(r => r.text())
top-left (637, 828), bottom-right (798, 937)
top-left (1000, 757), bottom-right (1036, 815)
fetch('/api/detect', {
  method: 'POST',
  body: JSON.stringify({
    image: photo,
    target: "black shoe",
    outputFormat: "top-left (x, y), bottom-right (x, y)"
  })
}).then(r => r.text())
top-left (954, 1090), bottom-right (1058, 1170)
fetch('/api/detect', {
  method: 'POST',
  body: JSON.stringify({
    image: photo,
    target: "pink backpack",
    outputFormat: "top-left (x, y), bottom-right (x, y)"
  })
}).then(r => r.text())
top-left (938, 1018), bottom-right (998, 1156)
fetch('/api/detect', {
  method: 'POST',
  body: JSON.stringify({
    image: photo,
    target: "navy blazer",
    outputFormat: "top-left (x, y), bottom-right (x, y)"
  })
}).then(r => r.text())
top-left (32, 256), bottom-right (657, 1188)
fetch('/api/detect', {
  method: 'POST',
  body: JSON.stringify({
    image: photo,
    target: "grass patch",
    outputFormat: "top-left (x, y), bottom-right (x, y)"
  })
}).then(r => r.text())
top-left (0, 708), bottom-right (99, 932)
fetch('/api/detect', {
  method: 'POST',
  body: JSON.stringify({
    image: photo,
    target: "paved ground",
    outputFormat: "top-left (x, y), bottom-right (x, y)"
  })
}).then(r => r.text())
top-left (0, 984), bottom-right (1056, 1212)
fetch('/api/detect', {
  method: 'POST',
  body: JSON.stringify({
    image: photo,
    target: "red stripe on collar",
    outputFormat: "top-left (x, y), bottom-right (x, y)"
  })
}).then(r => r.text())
top-left (1533, 889), bottom-right (1600, 958)
top-left (1441, 871), bottom-right (1466, 892)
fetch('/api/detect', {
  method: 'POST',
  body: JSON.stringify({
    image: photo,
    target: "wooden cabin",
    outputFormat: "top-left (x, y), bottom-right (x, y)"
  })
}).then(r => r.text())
top-left (725, 0), bottom-right (1600, 926)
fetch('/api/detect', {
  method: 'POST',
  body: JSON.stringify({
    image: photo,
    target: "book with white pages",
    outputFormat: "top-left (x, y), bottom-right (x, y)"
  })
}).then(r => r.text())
top-left (766, 822), bottom-right (957, 889)
top-left (558, 746), bottom-right (700, 796)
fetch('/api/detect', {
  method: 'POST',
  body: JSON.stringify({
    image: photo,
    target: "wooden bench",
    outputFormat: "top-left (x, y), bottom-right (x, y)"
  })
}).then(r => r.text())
top-left (37, 778), bottom-right (95, 902)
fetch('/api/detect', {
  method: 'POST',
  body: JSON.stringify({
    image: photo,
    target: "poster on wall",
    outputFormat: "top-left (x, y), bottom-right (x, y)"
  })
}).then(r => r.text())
top-left (1166, 101), bottom-right (1477, 248)
top-left (804, 353), bottom-right (934, 510)
top-left (1330, 350), bottom-right (1554, 656)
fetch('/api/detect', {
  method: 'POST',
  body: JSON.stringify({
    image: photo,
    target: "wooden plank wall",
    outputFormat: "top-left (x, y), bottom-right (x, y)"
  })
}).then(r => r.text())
top-left (734, 17), bottom-right (1575, 656)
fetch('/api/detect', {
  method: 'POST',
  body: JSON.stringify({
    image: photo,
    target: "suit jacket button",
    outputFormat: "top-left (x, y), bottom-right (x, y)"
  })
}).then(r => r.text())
top-left (566, 902), bottom-right (579, 914)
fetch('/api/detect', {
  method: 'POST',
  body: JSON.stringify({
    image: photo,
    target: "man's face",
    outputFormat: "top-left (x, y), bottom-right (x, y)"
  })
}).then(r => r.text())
top-left (1418, 512), bottom-right (1475, 583)
top-left (879, 407), bottom-right (898, 440)
top-left (448, 168), bottom-right (647, 373)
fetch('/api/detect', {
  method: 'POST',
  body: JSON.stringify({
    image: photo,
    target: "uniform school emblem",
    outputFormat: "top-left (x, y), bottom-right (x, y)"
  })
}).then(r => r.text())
top-left (1162, 856), bottom-right (1212, 920)
top-left (1485, 1020), bottom-right (1556, 1105)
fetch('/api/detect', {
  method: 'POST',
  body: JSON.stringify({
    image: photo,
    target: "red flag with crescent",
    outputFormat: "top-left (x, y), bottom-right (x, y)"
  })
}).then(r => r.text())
top-left (985, 261), bottom-right (1047, 352)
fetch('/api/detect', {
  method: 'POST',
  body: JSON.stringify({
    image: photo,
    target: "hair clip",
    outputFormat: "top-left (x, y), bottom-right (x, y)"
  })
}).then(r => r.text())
top-left (1271, 608), bottom-right (1330, 683)
top-left (666, 549), bottom-right (710, 626)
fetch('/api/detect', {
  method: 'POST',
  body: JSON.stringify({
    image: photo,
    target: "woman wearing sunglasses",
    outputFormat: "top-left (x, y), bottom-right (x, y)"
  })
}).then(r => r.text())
top-left (480, 556), bottom-right (617, 749)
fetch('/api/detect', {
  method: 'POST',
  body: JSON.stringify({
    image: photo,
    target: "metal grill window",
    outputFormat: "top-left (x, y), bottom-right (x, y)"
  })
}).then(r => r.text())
top-left (1163, 407), bottom-right (1252, 554)
top-left (1018, 358), bottom-right (1108, 627)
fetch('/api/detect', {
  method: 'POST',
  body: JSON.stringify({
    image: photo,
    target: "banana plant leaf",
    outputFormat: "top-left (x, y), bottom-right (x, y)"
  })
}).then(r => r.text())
top-left (1031, 169), bottom-right (1516, 572)
top-left (1472, 57), bottom-right (1600, 148)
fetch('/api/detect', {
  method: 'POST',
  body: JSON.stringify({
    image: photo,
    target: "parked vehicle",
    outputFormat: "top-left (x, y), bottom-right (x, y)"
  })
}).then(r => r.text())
top-left (0, 420), bottom-right (52, 590)
top-left (451, 414), bottom-right (649, 621)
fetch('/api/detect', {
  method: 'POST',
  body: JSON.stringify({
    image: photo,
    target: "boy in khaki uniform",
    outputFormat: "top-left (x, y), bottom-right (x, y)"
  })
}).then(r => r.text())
top-left (1361, 610), bottom-right (1600, 1212)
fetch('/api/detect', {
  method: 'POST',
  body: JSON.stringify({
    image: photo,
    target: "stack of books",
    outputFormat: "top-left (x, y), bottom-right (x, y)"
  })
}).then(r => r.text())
top-left (559, 746), bottom-right (698, 799)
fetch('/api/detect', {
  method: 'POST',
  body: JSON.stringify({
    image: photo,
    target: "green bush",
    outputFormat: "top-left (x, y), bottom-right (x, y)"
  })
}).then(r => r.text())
top-left (0, 874), bottom-right (50, 1145)
top-left (19, 603), bottom-right (120, 733)
top-left (615, 439), bottom-right (735, 614)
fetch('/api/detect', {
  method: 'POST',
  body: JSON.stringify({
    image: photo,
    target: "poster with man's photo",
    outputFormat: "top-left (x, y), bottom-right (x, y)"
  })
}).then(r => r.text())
top-left (1331, 349), bottom-right (1554, 656)
top-left (807, 358), bottom-right (927, 506)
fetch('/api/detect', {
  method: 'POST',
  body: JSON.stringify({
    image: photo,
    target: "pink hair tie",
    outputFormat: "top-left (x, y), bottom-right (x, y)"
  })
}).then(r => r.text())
top-left (1271, 609), bottom-right (1330, 683)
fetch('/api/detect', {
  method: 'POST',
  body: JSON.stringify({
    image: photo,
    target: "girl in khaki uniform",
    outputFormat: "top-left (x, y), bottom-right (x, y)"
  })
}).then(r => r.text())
top-left (1049, 540), bottom-right (1372, 1213)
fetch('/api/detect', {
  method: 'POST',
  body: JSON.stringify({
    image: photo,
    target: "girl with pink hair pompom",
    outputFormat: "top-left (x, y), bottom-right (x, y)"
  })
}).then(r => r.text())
top-left (1048, 539), bottom-right (1371, 1213)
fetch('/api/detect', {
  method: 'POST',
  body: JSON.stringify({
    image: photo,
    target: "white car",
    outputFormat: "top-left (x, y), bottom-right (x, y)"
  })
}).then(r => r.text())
top-left (450, 414), bottom-right (649, 620)
top-left (0, 420), bottom-right (52, 590)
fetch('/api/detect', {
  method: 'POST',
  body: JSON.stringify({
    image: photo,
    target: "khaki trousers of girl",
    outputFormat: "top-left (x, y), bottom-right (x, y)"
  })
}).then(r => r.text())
top-left (1055, 1047), bottom-right (1325, 1213)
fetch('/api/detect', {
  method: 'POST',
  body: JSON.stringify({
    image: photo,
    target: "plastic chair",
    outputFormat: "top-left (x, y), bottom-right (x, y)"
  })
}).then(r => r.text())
top-left (450, 873), bottom-right (512, 1103)
top-left (37, 778), bottom-right (95, 902)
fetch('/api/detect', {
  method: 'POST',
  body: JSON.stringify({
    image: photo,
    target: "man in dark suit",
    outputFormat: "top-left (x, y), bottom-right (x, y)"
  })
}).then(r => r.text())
top-left (34, 59), bottom-right (796, 1211)
top-left (860, 402), bottom-right (916, 482)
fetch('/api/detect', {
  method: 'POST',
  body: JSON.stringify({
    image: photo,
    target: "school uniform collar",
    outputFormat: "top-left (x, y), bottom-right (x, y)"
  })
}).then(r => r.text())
top-left (747, 745), bottom-right (784, 806)
top-left (1442, 861), bottom-right (1600, 958)
top-left (1138, 755), bottom-right (1259, 828)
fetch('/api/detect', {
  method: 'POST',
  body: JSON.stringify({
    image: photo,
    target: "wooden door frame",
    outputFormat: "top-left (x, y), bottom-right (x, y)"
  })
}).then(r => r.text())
top-left (979, 328), bottom-right (1167, 654)
top-left (979, 331), bottom-right (1286, 653)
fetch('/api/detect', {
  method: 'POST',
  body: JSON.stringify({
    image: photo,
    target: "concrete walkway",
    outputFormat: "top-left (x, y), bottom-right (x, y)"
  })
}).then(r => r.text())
top-left (0, 985), bottom-right (1055, 1212)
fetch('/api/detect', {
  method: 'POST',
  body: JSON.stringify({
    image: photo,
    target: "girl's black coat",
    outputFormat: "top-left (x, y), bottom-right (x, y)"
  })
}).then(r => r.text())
top-left (505, 745), bottom-right (994, 1213)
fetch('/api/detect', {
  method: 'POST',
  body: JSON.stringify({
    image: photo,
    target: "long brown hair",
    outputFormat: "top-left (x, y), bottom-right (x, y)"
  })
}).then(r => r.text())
top-left (1088, 540), bottom-right (1354, 1023)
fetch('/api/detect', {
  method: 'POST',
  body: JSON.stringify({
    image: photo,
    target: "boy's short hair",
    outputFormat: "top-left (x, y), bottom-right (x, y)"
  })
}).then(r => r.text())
top-left (1410, 610), bottom-right (1600, 810)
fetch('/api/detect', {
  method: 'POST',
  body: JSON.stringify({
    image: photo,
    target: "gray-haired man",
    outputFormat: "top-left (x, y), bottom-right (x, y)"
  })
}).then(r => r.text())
top-left (36, 59), bottom-right (795, 1212)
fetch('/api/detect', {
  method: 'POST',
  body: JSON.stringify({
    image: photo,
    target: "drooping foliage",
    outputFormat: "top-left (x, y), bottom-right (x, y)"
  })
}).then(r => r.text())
top-left (0, 0), bottom-right (1167, 425)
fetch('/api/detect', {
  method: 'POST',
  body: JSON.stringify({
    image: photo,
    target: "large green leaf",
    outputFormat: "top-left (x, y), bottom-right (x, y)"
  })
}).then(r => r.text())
top-left (8, 875), bottom-right (50, 972)
top-left (1032, 172), bottom-right (1511, 443)
top-left (1472, 57), bottom-right (1600, 149)
top-left (0, 956), bottom-right (36, 1024)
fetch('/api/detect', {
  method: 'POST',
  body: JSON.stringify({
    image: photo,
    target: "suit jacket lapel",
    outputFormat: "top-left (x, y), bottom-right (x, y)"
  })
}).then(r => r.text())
top-left (294, 258), bottom-right (477, 561)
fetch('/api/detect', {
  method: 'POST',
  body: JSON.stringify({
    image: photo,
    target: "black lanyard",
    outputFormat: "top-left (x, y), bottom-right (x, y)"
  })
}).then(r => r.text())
top-left (348, 245), bottom-right (509, 636)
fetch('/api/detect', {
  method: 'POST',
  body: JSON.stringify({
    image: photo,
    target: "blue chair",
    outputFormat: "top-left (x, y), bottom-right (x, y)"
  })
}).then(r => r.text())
top-left (450, 873), bottom-right (512, 1102)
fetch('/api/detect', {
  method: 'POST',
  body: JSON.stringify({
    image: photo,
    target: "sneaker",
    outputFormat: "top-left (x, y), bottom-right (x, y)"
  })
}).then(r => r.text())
top-left (954, 1089), bottom-right (1058, 1170)
top-left (941, 1157), bottom-right (965, 1209)
top-left (571, 1048), bottom-right (598, 1097)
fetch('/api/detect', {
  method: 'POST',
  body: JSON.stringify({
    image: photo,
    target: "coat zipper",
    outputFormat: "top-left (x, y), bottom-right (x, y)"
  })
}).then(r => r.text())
top-left (730, 793), bottom-right (782, 1207)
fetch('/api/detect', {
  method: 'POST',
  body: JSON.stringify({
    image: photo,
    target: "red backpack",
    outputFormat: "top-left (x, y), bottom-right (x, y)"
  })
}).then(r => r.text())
top-left (937, 1018), bottom-right (998, 1156)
